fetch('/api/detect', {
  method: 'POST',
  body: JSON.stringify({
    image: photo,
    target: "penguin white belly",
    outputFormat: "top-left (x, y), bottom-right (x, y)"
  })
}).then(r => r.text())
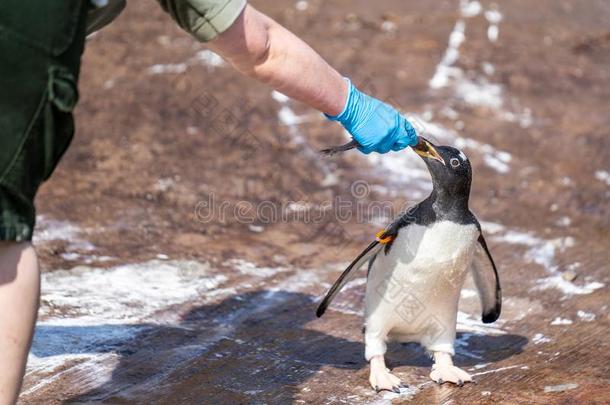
top-left (364, 221), bottom-right (478, 357)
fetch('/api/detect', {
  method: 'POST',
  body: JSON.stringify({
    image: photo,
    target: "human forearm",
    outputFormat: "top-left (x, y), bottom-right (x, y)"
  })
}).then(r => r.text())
top-left (202, 2), bottom-right (417, 154)
top-left (208, 5), bottom-right (348, 116)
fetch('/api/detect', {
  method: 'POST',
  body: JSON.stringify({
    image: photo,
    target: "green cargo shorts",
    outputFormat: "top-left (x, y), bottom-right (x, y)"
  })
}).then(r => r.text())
top-left (0, 1), bottom-right (89, 241)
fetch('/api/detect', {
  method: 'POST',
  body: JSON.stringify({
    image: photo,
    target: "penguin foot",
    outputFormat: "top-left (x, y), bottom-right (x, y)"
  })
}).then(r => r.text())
top-left (429, 364), bottom-right (472, 386)
top-left (369, 368), bottom-right (403, 393)
top-left (369, 356), bottom-right (404, 393)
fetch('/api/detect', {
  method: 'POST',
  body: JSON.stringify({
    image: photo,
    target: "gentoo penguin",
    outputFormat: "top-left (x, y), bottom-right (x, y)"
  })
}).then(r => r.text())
top-left (317, 138), bottom-right (501, 392)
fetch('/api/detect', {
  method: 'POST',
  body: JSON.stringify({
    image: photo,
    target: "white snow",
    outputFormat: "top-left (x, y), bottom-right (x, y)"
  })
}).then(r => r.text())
top-left (39, 260), bottom-right (226, 323)
top-left (484, 9), bottom-right (502, 42)
top-left (24, 259), bottom-right (240, 398)
top-left (192, 50), bottom-right (225, 67)
top-left (550, 317), bottom-right (573, 325)
top-left (480, 221), bottom-right (506, 234)
top-left (482, 62), bottom-right (495, 76)
top-left (454, 77), bottom-right (503, 110)
top-left (483, 153), bottom-right (510, 173)
top-left (146, 50), bottom-right (224, 75)
top-left (271, 90), bottom-right (290, 103)
top-left (453, 136), bottom-right (512, 173)
top-left (460, 288), bottom-right (478, 298)
top-left (594, 170), bottom-right (610, 186)
top-left (146, 63), bottom-right (187, 75)
top-left (487, 25), bottom-right (499, 42)
top-left (576, 310), bottom-right (596, 322)
top-left (295, 1), bottom-right (309, 11)
top-left (154, 177), bottom-right (174, 192)
top-left (33, 216), bottom-right (111, 264)
top-left (278, 106), bottom-right (309, 126)
top-left (532, 333), bottom-right (551, 344)
top-left (33, 216), bottom-right (82, 244)
top-left (492, 229), bottom-right (604, 297)
top-left (429, 20), bottom-right (466, 89)
top-left (225, 258), bottom-right (286, 278)
top-left (536, 276), bottom-right (604, 296)
top-left (365, 149), bottom-right (431, 194)
top-left (248, 224), bottom-right (265, 233)
top-left (457, 311), bottom-right (505, 335)
top-left (460, 0), bottom-right (482, 17)
top-left (544, 383), bottom-right (578, 393)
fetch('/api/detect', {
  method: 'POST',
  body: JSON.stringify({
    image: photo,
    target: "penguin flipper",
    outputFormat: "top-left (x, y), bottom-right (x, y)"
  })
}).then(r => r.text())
top-left (470, 234), bottom-right (502, 323)
top-left (316, 241), bottom-right (383, 317)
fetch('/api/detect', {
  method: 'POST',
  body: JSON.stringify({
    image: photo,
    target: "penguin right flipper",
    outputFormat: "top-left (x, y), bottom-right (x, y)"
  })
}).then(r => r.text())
top-left (470, 234), bottom-right (502, 323)
top-left (316, 241), bottom-right (384, 317)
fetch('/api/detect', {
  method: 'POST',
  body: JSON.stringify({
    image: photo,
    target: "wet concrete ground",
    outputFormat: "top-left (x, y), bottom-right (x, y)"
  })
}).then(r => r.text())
top-left (19, 0), bottom-right (609, 404)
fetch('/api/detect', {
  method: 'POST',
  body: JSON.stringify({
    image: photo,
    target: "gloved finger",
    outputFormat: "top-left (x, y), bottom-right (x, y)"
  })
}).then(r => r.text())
top-left (390, 140), bottom-right (410, 152)
top-left (376, 141), bottom-right (394, 154)
top-left (373, 133), bottom-right (398, 154)
top-left (357, 145), bottom-right (373, 154)
top-left (390, 131), bottom-right (413, 151)
top-left (401, 119), bottom-right (419, 145)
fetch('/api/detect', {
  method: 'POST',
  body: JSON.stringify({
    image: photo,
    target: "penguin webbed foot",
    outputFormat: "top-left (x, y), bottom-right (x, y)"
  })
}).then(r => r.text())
top-left (369, 356), bottom-right (406, 394)
top-left (429, 351), bottom-right (472, 386)
top-left (429, 363), bottom-right (473, 386)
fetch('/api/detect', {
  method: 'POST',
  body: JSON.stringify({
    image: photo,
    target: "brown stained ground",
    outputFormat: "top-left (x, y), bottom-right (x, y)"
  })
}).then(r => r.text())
top-left (18, 0), bottom-right (610, 404)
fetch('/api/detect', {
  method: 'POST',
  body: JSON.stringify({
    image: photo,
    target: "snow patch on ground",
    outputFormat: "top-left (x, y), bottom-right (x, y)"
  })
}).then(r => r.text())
top-left (39, 260), bottom-right (225, 323)
top-left (373, 385), bottom-right (419, 403)
top-left (532, 333), bottom-right (551, 344)
top-left (550, 317), bottom-right (572, 325)
top-left (460, 288), bottom-right (478, 298)
top-left (33, 216), bottom-right (83, 244)
top-left (33, 216), bottom-right (113, 264)
top-left (146, 63), bottom-right (187, 75)
top-left (271, 91), bottom-right (332, 179)
top-left (26, 257), bottom-right (317, 399)
top-left (192, 50), bottom-right (224, 67)
top-left (484, 9), bottom-right (503, 42)
top-left (480, 221), bottom-right (506, 234)
top-left (25, 259), bottom-right (232, 399)
top-left (491, 229), bottom-right (604, 297)
top-left (225, 258), bottom-right (287, 278)
top-left (536, 276), bottom-right (604, 296)
top-left (365, 149), bottom-right (431, 196)
top-left (413, 114), bottom-right (513, 174)
top-left (576, 310), bottom-right (596, 322)
top-left (428, 1), bottom-right (532, 130)
top-left (146, 50), bottom-right (225, 75)
top-left (594, 170), bottom-right (610, 186)
top-left (429, 18), bottom-right (466, 89)
top-left (458, 138), bottom-right (511, 173)
top-left (454, 76), bottom-right (503, 110)
top-left (457, 311), bottom-right (505, 335)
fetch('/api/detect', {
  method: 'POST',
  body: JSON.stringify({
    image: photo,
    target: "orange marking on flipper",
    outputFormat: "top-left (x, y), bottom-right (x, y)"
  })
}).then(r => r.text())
top-left (375, 230), bottom-right (394, 244)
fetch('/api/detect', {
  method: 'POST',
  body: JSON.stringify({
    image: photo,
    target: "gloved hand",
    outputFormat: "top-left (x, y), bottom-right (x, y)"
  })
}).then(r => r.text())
top-left (325, 79), bottom-right (418, 154)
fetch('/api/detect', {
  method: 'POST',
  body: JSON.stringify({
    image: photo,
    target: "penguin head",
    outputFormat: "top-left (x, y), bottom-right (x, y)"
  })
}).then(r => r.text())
top-left (413, 138), bottom-right (472, 198)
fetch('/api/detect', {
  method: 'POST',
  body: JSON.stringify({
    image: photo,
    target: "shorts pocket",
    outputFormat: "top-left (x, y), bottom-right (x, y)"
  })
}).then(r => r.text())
top-left (0, 66), bottom-right (78, 201)
top-left (42, 66), bottom-right (79, 180)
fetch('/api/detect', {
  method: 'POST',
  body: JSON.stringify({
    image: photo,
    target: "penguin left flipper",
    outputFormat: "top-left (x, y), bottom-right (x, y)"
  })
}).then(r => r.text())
top-left (316, 240), bottom-right (384, 317)
top-left (470, 233), bottom-right (502, 323)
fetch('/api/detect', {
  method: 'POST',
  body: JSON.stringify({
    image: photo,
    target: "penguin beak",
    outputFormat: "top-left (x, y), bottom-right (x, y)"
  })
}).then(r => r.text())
top-left (412, 137), bottom-right (445, 165)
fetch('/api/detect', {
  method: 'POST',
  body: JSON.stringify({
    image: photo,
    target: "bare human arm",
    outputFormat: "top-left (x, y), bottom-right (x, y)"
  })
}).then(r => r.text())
top-left (207, 4), bottom-right (348, 116)
top-left (206, 4), bottom-right (418, 153)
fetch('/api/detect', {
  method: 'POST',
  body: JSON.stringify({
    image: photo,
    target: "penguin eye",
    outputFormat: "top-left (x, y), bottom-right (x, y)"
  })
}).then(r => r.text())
top-left (450, 158), bottom-right (460, 168)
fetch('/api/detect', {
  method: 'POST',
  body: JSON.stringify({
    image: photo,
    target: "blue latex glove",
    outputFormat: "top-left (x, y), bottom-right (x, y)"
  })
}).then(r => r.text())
top-left (325, 79), bottom-right (418, 154)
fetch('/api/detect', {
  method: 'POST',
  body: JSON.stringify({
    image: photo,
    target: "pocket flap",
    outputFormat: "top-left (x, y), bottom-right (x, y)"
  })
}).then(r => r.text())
top-left (48, 66), bottom-right (78, 112)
